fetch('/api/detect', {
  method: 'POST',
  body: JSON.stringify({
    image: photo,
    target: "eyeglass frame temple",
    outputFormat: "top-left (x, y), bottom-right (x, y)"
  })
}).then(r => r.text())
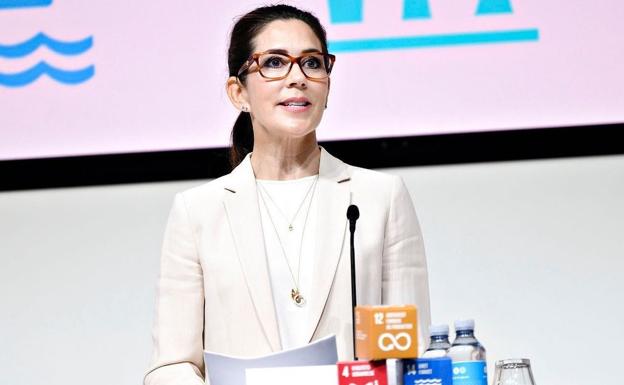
top-left (236, 51), bottom-right (336, 80)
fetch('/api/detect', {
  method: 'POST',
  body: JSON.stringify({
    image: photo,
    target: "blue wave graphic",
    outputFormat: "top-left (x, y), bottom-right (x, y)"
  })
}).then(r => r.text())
top-left (0, 0), bottom-right (52, 10)
top-left (0, 61), bottom-right (94, 87)
top-left (0, 32), bottom-right (92, 58)
top-left (329, 28), bottom-right (539, 52)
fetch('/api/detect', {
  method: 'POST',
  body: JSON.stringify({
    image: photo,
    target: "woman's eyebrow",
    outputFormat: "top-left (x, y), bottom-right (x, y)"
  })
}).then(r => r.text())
top-left (264, 48), bottom-right (322, 55)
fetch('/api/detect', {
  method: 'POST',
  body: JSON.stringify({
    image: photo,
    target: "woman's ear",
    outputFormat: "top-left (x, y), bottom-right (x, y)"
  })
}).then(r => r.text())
top-left (226, 76), bottom-right (249, 111)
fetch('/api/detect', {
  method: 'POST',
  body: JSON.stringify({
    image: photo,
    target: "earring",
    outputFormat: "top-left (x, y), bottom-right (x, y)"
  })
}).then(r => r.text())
top-left (241, 105), bottom-right (249, 112)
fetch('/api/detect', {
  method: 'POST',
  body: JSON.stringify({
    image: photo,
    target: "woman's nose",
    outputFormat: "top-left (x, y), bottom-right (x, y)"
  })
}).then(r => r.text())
top-left (287, 62), bottom-right (307, 88)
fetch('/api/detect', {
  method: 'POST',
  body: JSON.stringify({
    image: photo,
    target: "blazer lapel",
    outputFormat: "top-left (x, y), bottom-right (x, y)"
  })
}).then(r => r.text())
top-left (222, 155), bottom-right (281, 352)
top-left (306, 147), bottom-right (352, 342)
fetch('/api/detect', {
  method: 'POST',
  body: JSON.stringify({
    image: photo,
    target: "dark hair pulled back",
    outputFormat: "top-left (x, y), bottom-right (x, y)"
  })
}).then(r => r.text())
top-left (227, 4), bottom-right (329, 168)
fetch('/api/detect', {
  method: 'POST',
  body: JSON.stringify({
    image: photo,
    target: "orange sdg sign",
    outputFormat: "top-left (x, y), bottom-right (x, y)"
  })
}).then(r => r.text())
top-left (355, 305), bottom-right (418, 360)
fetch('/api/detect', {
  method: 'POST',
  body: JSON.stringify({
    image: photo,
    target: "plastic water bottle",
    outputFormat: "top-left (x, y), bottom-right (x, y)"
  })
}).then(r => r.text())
top-left (448, 319), bottom-right (486, 361)
top-left (447, 319), bottom-right (488, 385)
top-left (422, 324), bottom-right (451, 358)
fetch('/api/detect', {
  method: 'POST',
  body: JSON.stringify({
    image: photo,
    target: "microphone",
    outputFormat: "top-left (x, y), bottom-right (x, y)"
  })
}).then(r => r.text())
top-left (347, 205), bottom-right (359, 232)
top-left (346, 204), bottom-right (360, 360)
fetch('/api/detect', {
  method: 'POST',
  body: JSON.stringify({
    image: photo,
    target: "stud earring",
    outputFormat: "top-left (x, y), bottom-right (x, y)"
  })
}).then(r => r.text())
top-left (241, 105), bottom-right (249, 112)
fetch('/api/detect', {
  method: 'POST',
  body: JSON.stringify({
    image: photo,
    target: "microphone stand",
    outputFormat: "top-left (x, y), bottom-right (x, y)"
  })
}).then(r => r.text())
top-left (347, 205), bottom-right (360, 360)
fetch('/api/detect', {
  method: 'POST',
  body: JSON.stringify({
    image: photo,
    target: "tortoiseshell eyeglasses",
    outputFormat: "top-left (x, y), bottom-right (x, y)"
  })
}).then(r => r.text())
top-left (237, 51), bottom-right (336, 80)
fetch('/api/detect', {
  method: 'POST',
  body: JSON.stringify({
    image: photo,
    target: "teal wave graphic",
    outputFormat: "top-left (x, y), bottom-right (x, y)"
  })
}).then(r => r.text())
top-left (0, 61), bottom-right (94, 87)
top-left (0, 32), bottom-right (92, 58)
top-left (329, 28), bottom-right (539, 52)
top-left (0, 0), bottom-right (52, 10)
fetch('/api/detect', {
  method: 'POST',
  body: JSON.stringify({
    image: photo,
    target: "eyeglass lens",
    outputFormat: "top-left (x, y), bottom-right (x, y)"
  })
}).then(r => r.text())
top-left (257, 54), bottom-right (330, 79)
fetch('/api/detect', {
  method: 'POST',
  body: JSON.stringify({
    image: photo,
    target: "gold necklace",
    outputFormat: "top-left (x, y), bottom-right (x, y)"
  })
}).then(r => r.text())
top-left (257, 176), bottom-right (318, 231)
top-left (257, 177), bottom-right (318, 307)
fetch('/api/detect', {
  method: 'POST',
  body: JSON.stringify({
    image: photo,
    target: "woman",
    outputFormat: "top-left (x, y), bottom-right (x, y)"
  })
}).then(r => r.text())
top-left (145, 5), bottom-right (431, 385)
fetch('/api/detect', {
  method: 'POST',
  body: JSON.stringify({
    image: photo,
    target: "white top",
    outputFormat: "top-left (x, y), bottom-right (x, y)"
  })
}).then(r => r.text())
top-left (256, 175), bottom-right (319, 350)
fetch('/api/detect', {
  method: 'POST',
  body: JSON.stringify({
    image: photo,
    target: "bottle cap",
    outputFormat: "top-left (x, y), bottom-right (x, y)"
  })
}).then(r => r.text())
top-left (454, 319), bottom-right (475, 331)
top-left (429, 324), bottom-right (449, 336)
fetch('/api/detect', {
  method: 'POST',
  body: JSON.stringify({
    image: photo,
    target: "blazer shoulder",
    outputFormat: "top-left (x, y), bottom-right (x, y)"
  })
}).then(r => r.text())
top-left (349, 165), bottom-right (401, 190)
top-left (176, 172), bottom-right (232, 207)
top-left (344, 165), bottom-right (408, 211)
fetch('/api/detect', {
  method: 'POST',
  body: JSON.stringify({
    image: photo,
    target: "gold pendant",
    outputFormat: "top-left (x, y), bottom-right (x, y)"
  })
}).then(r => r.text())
top-left (288, 224), bottom-right (294, 231)
top-left (291, 288), bottom-right (306, 307)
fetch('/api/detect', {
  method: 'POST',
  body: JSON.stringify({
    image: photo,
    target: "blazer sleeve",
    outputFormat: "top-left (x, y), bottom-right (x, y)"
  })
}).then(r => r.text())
top-left (144, 193), bottom-right (205, 385)
top-left (381, 176), bottom-right (432, 355)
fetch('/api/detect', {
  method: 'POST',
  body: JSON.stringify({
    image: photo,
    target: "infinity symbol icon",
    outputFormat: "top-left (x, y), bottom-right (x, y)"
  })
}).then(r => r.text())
top-left (377, 332), bottom-right (412, 351)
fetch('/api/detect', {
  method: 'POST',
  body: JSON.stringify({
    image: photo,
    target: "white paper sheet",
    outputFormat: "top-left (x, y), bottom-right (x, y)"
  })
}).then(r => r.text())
top-left (203, 334), bottom-right (338, 385)
top-left (246, 364), bottom-right (338, 385)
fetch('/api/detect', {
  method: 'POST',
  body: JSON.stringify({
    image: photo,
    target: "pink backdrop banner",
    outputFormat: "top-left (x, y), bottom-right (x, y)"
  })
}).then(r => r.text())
top-left (1, 0), bottom-right (623, 160)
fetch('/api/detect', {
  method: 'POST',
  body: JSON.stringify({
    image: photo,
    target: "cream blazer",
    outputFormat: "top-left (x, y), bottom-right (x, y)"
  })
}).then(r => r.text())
top-left (144, 147), bottom-right (431, 385)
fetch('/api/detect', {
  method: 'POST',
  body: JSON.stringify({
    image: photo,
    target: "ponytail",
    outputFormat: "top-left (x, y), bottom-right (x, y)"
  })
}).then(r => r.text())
top-left (229, 111), bottom-right (254, 168)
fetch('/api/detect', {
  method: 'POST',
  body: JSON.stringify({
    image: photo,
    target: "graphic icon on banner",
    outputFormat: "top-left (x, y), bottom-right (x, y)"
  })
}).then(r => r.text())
top-left (0, 32), bottom-right (94, 87)
top-left (0, 0), bottom-right (52, 10)
top-left (327, 0), bottom-right (537, 53)
top-left (328, 0), bottom-right (513, 23)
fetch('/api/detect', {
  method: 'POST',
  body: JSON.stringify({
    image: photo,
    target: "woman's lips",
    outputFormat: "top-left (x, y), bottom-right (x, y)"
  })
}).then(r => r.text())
top-left (279, 103), bottom-right (312, 113)
top-left (278, 98), bottom-right (312, 113)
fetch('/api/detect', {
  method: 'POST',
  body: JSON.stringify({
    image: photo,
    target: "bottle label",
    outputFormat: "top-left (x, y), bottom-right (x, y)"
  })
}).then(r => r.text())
top-left (404, 357), bottom-right (453, 385)
top-left (452, 361), bottom-right (488, 385)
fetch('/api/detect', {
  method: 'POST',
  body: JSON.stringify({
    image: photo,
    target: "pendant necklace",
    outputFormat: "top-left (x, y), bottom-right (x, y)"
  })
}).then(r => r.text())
top-left (257, 176), bottom-right (318, 307)
top-left (257, 176), bottom-right (317, 231)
